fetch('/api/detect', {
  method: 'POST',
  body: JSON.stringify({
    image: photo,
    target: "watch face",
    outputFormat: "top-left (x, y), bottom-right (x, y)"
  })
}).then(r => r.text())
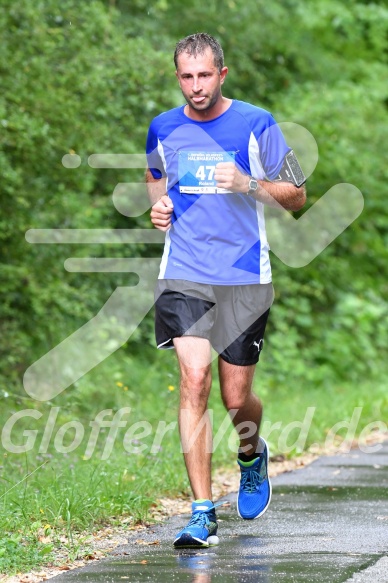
top-left (249, 179), bottom-right (258, 191)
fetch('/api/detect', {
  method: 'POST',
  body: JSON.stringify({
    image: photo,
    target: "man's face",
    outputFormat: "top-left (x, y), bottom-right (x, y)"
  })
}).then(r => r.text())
top-left (175, 48), bottom-right (228, 113)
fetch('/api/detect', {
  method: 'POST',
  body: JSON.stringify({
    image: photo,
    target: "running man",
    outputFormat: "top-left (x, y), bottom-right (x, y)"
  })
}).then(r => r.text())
top-left (146, 33), bottom-right (306, 548)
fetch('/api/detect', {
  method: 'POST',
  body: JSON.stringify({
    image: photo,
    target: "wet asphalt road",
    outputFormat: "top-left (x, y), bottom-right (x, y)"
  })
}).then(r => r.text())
top-left (51, 442), bottom-right (388, 583)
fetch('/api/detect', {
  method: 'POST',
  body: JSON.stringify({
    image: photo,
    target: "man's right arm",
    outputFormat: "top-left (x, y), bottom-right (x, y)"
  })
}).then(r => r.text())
top-left (146, 169), bottom-right (174, 232)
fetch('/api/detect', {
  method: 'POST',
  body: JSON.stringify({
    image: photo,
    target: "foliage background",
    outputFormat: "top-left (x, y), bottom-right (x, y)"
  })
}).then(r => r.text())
top-left (0, 0), bottom-right (387, 571)
top-left (1, 0), bottom-right (387, 391)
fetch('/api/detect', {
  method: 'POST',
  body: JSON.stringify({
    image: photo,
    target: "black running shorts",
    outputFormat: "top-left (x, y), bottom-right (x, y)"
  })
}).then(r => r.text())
top-left (154, 279), bottom-right (274, 366)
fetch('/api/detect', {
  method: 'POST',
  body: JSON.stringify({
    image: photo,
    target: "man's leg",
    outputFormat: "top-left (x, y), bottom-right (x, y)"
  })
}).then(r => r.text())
top-left (218, 359), bottom-right (261, 453)
top-left (219, 357), bottom-right (271, 520)
top-left (154, 280), bottom-right (220, 546)
top-left (174, 336), bottom-right (213, 500)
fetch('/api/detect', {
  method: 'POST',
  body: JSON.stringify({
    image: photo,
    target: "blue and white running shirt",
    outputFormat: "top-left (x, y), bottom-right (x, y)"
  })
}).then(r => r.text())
top-left (146, 100), bottom-right (290, 285)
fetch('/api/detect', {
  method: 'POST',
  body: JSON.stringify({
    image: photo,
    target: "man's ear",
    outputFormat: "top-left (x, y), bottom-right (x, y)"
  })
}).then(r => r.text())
top-left (220, 66), bottom-right (228, 85)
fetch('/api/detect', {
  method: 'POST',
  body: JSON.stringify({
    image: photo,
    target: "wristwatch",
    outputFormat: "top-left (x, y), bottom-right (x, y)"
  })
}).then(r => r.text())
top-left (247, 177), bottom-right (258, 196)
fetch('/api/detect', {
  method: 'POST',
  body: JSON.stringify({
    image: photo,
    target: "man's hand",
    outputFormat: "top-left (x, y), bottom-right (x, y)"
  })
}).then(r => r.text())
top-left (214, 161), bottom-right (306, 211)
top-left (214, 161), bottom-right (249, 193)
top-left (150, 195), bottom-right (174, 231)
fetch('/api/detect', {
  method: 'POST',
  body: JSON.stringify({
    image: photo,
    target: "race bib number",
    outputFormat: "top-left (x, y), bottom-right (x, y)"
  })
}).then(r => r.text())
top-left (178, 151), bottom-right (235, 194)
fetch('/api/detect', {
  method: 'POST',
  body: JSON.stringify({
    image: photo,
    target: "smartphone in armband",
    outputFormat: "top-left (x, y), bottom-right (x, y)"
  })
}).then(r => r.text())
top-left (273, 150), bottom-right (306, 187)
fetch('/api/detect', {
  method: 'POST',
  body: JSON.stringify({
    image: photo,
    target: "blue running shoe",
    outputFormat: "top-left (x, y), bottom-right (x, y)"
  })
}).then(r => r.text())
top-left (173, 499), bottom-right (220, 548)
top-left (237, 438), bottom-right (271, 520)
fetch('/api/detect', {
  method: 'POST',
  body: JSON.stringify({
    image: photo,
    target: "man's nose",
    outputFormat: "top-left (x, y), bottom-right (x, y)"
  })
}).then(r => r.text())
top-left (192, 76), bottom-right (202, 92)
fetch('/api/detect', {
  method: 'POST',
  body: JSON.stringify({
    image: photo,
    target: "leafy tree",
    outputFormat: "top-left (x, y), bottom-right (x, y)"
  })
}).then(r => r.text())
top-left (0, 0), bottom-right (177, 385)
top-left (1, 0), bottom-right (387, 392)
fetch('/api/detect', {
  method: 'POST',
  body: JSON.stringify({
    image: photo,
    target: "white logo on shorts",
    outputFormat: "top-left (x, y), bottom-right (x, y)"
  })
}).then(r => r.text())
top-left (253, 339), bottom-right (264, 352)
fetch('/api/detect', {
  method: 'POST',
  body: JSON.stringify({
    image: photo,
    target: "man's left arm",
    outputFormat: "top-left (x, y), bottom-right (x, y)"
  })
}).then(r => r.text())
top-left (250, 179), bottom-right (306, 211)
top-left (214, 162), bottom-right (306, 211)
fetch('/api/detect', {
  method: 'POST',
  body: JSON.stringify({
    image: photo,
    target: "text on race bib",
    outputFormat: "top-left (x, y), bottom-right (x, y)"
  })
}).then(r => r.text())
top-left (178, 151), bottom-right (235, 194)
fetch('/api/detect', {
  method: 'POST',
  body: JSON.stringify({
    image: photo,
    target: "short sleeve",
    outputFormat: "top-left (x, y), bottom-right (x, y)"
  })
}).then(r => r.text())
top-left (146, 118), bottom-right (166, 179)
top-left (257, 114), bottom-right (291, 180)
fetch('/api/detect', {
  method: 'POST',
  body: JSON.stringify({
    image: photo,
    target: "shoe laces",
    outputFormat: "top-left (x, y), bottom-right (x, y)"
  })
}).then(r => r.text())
top-left (187, 510), bottom-right (212, 529)
top-left (188, 501), bottom-right (226, 528)
top-left (240, 457), bottom-right (266, 493)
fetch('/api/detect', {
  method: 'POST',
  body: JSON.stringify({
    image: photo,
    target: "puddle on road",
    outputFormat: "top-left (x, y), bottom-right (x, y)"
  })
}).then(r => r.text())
top-left (61, 544), bottom-right (377, 583)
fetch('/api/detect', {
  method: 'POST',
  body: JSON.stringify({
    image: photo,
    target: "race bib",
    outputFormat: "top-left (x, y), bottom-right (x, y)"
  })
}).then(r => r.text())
top-left (178, 151), bottom-right (235, 194)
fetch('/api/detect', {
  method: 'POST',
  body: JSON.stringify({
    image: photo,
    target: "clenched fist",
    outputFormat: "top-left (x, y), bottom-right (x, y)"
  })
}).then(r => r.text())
top-left (150, 195), bottom-right (174, 231)
top-left (214, 162), bottom-right (250, 193)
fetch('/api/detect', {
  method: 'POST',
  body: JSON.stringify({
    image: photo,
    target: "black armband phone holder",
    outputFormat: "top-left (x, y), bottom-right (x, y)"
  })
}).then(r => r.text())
top-left (273, 150), bottom-right (306, 187)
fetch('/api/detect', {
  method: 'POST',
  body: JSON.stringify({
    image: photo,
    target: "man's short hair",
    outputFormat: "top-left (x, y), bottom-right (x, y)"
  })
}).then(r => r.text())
top-left (174, 33), bottom-right (224, 72)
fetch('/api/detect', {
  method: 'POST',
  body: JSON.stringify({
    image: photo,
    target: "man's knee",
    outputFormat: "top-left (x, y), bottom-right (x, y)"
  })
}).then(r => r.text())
top-left (180, 367), bottom-right (212, 406)
top-left (221, 387), bottom-right (256, 411)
